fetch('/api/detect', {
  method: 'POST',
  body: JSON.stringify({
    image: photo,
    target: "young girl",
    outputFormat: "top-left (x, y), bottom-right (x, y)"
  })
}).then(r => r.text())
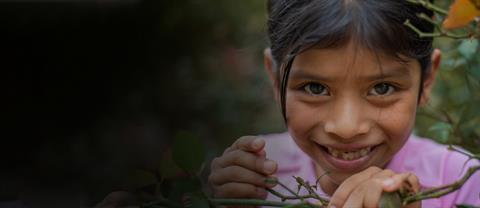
top-left (208, 0), bottom-right (480, 207)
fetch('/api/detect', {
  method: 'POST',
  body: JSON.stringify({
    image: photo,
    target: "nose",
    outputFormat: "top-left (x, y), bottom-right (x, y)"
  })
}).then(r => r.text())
top-left (324, 97), bottom-right (371, 140)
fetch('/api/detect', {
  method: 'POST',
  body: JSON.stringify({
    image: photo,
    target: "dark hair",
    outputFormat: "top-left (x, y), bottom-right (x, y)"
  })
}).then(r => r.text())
top-left (266, 0), bottom-right (435, 121)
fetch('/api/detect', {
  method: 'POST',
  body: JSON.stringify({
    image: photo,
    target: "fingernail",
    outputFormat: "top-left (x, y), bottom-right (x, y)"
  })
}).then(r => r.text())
top-left (264, 177), bottom-right (278, 187)
top-left (263, 160), bottom-right (276, 173)
top-left (252, 139), bottom-right (263, 149)
top-left (383, 178), bottom-right (395, 188)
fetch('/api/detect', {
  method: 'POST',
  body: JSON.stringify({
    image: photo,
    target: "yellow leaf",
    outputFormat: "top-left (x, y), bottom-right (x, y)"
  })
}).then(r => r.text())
top-left (443, 0), bottom-right (480, 30)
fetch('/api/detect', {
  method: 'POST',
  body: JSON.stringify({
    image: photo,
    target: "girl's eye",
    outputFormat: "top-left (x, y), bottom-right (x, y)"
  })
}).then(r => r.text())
top-left (303, 83), bottom-right (329, 96)
top-left (369, 83), bottom-right (395, 96)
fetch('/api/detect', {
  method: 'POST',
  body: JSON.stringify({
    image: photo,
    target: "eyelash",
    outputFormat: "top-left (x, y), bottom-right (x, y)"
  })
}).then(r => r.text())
top-left (300, 82), bottom-right (398, 97)
top-left (301, 83), bottom-right (329, 96)
top-left (368, 82), bottom-right (397, 96)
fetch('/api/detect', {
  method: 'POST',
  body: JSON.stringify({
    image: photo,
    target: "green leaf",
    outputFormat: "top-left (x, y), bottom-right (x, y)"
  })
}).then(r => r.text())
top-left (172, 131), bottom-right (206, 174)
top-left (379, 192), bottom-right (402, 208)
top-left (125, 169), bottom-right (157, 190)
top-left (429, 122), bottom-right (452, 143)
top-left (159, 149), bottom-right (184, 179)
top-left (458, 39), bottom-right (479, 60)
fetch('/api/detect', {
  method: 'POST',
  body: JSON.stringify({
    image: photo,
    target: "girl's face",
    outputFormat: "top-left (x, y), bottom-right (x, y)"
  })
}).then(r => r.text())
top-left (265, 42), bottom-right (440, 194)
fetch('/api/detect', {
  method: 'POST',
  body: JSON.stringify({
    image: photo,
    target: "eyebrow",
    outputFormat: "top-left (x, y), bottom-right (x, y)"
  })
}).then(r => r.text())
top-left (289, 65), bottom-right (412, 82)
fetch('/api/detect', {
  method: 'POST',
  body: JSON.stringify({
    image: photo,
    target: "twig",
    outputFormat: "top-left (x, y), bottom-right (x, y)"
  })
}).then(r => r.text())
top-left (266, 188), bottom-right (320, 201)
top-left (403, 165), bottom-right (480, 205)
top-left (448, 145), bottom-right (480, 160)
top-left (404, 19), bottom-right (472, 39)
top-left (210, 198), bottom-right (294, 207)
top-left (141, 199), bottom-right (182, 208)
top-left (406, 0), bottom-right (449, 15)
top-left (293, 176), bottom-right (329, 206)
top-left (275, 179), bottom-right (305, 202)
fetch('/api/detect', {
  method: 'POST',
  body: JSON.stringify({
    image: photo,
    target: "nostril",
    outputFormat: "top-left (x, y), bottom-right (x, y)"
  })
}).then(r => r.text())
top-left (323, 121), bottom-right (371, 139)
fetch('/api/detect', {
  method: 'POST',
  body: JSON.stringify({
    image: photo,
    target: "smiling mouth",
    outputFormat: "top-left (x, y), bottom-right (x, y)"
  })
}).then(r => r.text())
top-left (320, 145), bottom-right (377, 161)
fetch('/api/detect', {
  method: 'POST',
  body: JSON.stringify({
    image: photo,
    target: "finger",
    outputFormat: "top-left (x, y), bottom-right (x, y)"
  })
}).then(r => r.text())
top-left (329, 166), bottom-right (382, 208)
top-left (213, 182), bottom-right (268, 199)
top-left (341, 169), bottom-right (395, 208)
top-left (405, 172), bottom-right (420, 193)
top-left (383, 172), bottom-right (420, 193)
top-left (209, 165), bottom-right (277, 188)
top-left (372, 168), bottom-right (396, 178)
top-left (230, 136), bottom-right (265, 153)
top-left (217, 149), bottom-right (277, 175)
top-left (257, 149), bottom-right (266, 158)
top-left (343, 178), bottom-right (384, 208)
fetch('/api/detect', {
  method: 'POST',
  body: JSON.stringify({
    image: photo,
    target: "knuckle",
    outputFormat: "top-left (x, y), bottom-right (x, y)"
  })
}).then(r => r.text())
top-left (231, 151), bottom-right (245, 165)
top-left (350, 187), bottom-right (365, 199)
top-left (237, 136), bottom-right (255, 146)
top-left (211, 157), bottom-right (220, 169)
top-left (330, 191), bottom-right (348, 206)
top-left (382, 169), bottom-right (395, 175)
top-left (226, 166), bottom-right (243, 179)
top-left (367, 166), bottom-right (382, 173)
top-left (208, 171), bottom-right (221, 185)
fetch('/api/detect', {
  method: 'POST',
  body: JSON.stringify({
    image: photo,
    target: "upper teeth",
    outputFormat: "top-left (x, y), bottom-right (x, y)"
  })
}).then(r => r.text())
top-left (327, 146), bottom-right (372, 161)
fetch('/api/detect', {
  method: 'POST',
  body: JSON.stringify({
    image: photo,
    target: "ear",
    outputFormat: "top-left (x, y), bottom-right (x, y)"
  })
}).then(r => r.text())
top-left (420, 49), bottom-right (441, 106)
top-left (264, 48), bottom-right (281, 103)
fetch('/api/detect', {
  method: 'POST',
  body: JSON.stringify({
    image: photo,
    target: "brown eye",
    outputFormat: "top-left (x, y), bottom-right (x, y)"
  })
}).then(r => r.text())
top-left (303, 83), bottom-right (329, 96)
top-left (369, 83), bottom-right (395, 96)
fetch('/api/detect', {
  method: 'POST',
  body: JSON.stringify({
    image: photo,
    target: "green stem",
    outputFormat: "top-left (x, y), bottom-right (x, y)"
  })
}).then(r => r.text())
top-left (403, 165), bottom-right (480, 205)
top-left (404, 19), bottom-right (471, 39)
top-left (141, 199), bottom-right (182, 208)
top-left (210, 198), bottom-right (293, 207)
top-left (267, 188), bottom-right (318, 201)
top-left (406, 0), bottom-right (449, 16)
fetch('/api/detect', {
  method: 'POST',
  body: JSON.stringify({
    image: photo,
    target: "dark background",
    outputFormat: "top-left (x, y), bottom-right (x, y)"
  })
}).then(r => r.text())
top-left (2, 1), bottom-right (283, 206)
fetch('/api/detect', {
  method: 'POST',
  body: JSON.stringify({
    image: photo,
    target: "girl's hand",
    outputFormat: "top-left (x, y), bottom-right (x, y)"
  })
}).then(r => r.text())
top-left (329, 167), bottom-right (421, 208)
top-left (208, 136), bottom-right (278, 200)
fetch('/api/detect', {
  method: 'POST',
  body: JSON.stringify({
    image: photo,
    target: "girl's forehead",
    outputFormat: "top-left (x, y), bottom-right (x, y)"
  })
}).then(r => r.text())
top-left (291, 46), bottom-right (417, 80)
top-left (295, 44), bottom-right (413, 69)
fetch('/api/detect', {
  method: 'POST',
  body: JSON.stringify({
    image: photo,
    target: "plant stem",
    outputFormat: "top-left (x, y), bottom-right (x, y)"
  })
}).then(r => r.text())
top-left (403, 165), bottom-right (480, 205)
top-left (406, 0), bottom-right (449, 16)
top-left (210, 198), bottom-right (294, 207)
top-left (141, 199), bottom-right (182, 208)
top-left (404, 19), bottom-right (472, 39)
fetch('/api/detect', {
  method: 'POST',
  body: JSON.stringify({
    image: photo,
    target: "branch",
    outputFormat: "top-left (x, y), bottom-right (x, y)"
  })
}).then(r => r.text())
top-left (403, 165), bottom-right (480, 205)
top-left (404, 19), bottom-right (472, 39)
top-left (265, 177), bottom-right (329, 205)
top-left (210, 198), bottom-right (295, 207)
top-left (406, 0), bottom-right (449, 16)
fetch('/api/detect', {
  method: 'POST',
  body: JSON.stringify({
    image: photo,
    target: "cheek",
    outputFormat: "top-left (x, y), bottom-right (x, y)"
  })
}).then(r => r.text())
top-left (378, 95), bottom-right (418, 145)
top-left (285, 98), bottom-right (324, 149)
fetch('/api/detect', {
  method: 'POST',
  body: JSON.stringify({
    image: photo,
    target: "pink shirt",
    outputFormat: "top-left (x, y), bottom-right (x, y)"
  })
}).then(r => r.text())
top-left (263, 132), bottom-right (480, 207)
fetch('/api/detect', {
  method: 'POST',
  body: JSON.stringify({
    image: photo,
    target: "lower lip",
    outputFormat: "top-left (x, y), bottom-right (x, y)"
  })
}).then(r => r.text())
top-left (318, 144), bottom-right (378, 171)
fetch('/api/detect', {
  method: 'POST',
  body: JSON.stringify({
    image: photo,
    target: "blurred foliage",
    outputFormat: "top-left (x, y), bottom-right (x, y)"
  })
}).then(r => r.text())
top-left (2, 0), bottom-right (282, 206)
top-left (415, 0), bottom-right (480, 154)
